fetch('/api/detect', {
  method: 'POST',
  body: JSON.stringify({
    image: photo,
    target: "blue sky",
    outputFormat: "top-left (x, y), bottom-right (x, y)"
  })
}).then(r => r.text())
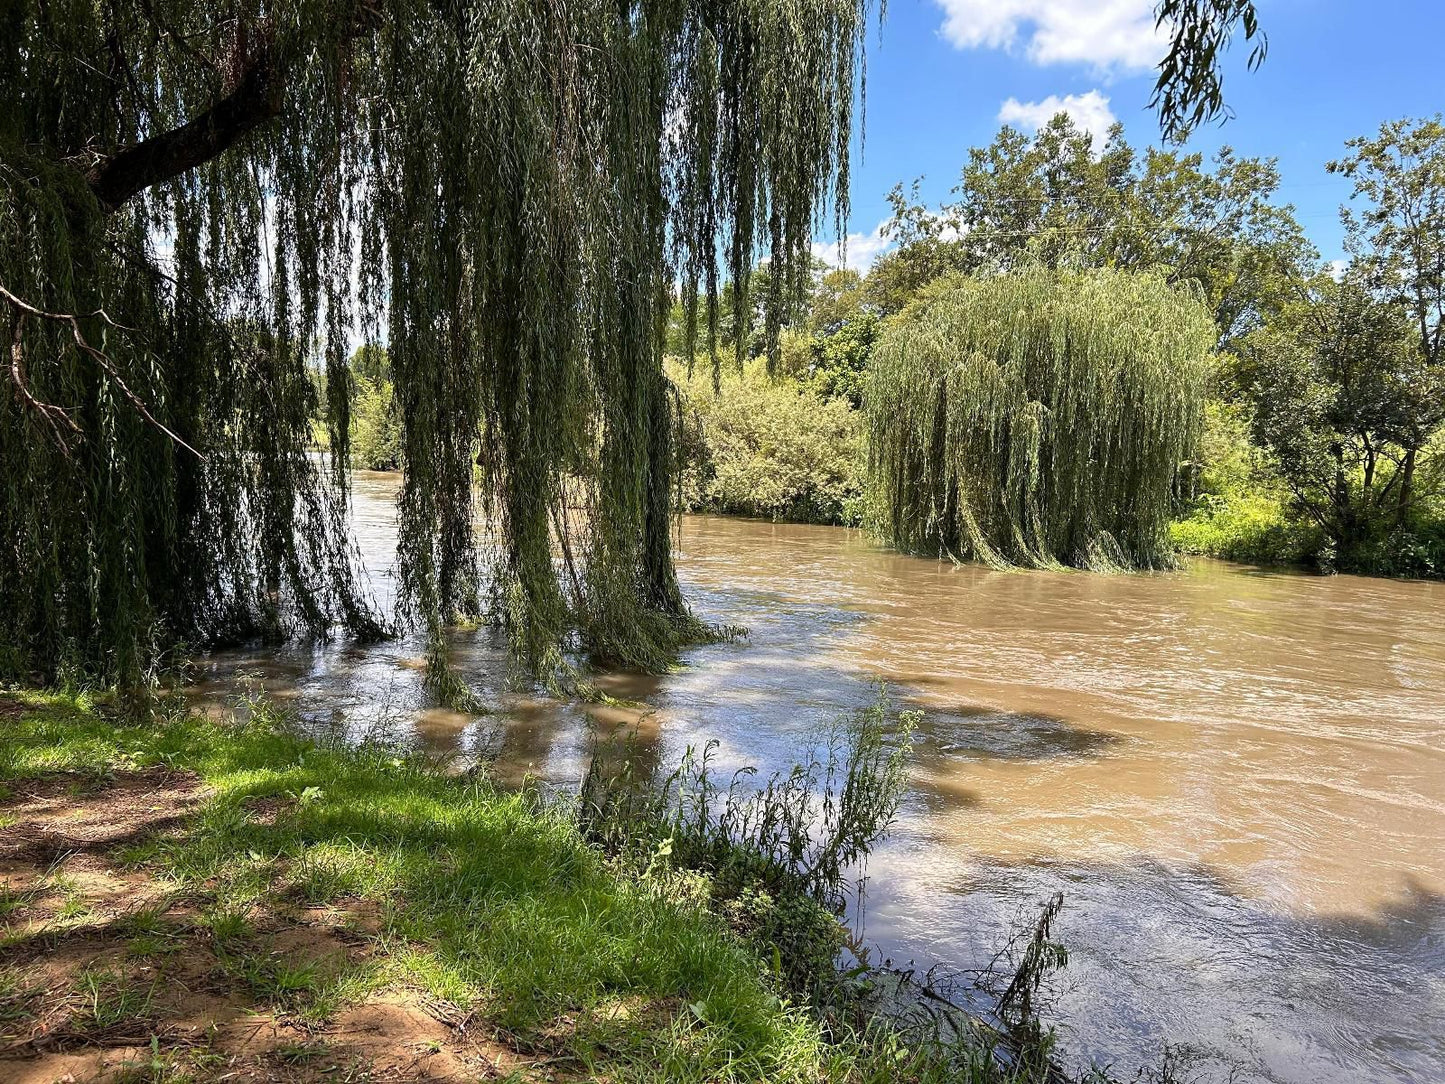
top-left (816, 0), bottom-right (1445, 270)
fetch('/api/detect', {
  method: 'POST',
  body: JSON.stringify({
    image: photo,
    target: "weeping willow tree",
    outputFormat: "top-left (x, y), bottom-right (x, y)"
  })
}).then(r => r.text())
top-left (868, 271), bottom-right (1215, 570)
top-left (0, 1), bottom-right (1263, 687)
top-left (0, 0), bottom-right (869, 689)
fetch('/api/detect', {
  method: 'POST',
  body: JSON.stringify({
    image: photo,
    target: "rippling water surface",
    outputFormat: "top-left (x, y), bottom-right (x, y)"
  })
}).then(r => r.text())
top-left (198, 472), bottom-right (1445, 1083)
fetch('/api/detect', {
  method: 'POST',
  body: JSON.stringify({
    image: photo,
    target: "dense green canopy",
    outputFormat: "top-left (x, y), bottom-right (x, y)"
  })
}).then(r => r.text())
top-left (868, 271), bottom-right (1215, 570)
top-left (0, 0), bottom-right (866, 687)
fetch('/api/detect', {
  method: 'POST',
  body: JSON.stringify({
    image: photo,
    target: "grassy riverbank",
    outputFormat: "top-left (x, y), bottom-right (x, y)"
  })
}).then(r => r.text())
top-left (0, 690), bottom-right (1034, 1083)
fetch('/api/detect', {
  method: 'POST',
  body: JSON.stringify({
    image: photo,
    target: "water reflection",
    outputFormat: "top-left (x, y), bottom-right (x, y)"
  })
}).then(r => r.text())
top-left (194, 474), bottom-right (1445, 1084)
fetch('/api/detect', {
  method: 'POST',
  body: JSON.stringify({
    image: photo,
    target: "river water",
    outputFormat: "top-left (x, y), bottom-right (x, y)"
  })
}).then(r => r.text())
top-left (198, 472), bottom-right (1445, 1083)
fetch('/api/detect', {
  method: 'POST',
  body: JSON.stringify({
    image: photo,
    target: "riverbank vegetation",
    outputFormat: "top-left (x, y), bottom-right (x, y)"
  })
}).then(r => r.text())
top-left (869, 270), bottom-right (1213, 570)
top-left (0, 0), bottom-right (1277, 690)
top-left (347, 346), bottom-right (402, 473)
top-left (1, 688), bottom-right (1108, 1083)
top-left (671, 113), bottom-right (1445, 579)
top-left (670, 358), bottom-right (868, 526)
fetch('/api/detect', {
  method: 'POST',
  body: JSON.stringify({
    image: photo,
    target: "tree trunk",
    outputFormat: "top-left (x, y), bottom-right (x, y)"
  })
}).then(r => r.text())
top-left (1397, 445), bottom-right (1418, 528)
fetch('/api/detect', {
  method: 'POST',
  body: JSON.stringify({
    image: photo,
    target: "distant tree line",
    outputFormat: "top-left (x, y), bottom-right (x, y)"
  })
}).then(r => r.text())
top-left (671, 113), bottom-right (1445, 578)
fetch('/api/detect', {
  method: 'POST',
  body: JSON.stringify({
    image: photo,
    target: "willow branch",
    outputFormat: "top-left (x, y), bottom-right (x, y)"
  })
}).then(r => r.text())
top-left (1, 284), bottom-right (204, 458)
top-left (9, 310), bottom-right (81, 450)
top-left (86, 49), bottom-right (284, 212)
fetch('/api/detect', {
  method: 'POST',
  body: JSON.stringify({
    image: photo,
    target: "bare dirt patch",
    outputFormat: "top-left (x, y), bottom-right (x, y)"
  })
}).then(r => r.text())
top-left (0, 767), bottom-right (203, 867)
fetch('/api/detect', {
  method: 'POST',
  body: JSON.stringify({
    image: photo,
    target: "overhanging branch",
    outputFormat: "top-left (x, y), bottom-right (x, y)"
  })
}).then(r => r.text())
top-left (86, 50), bottom-right (284, 212)
top-left (1, 283), bottom-right (203, 457)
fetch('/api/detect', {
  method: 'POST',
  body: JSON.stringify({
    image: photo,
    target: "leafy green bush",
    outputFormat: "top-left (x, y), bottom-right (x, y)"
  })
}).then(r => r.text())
top-left (1345, 517), bottom-right (1445, 579)
top-left (1171, 475), bottom-right (1445, 576)
top-left (350, 373), bottom-right (401, 471)
top-left (1171, 399), bottom-right (1321, 566)
top-left (1170, 399), bottom-right (1445, 576)
top-left (670, 358), bottom-right (867, 526)
top-left (1169, 491), bottom-right (1321, 566)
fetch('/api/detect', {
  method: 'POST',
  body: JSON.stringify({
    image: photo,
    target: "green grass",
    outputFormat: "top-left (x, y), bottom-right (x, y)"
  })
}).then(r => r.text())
top-left (75, 964), bottom-right (157, 1028)
top-left (55, 894), bottom-right (93, 922)
top-left (200, 902), bottom-right (253, 944)
top-left (0, 883), bottom-right (44, 922)
top-left (0, 689), bottom-right (1029, 1083)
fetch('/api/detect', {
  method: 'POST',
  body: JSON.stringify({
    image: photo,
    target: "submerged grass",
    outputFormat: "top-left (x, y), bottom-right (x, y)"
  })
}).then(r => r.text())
top-left (0, 688), bottom-right (1052, 1082)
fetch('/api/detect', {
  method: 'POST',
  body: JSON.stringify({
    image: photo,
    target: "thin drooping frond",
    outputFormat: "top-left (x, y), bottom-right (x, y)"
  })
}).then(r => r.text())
top-left (868, 270), bottom-right (1214, 570)
top-left (0, 0), bottom-right (868, 686)
top-left (1152, 0), bottom-right (1267, 142)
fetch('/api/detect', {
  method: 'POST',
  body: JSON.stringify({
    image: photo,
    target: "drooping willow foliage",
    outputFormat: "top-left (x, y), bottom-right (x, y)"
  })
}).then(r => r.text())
top-left (1, 1), bottom-right (1263, 687)
top-left (0, 1), bottom-right (866, 687)
top-left (868, 271), bottom-right (1215, 570)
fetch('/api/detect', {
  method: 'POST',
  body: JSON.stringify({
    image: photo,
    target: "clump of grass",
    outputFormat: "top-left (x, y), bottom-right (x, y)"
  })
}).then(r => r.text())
top-left (289, 841), bottom-right (373, 903)
top-left (0, 882), bottom-right (46, 921)
top-left (55, 894), bottom-right (93, 922)
top-left (273, 1037), bottom-right (333, 1065)
top-left (122, 903), bottom-right (185, 957)
top-left (108, 1037), bottom-right (228, 1084)
top-left (231, 952), bottom-right (316, 1005)
top-left (211, 937), bottom-right (373, 1024)
top-left (202, 903), bottom-right (253, 944)
top-left (121, 903), bottom-right (171, 937)
top-left (116, 839), bottom-right (165, 869)
top-left (75, 964), bottom-right (156, 1029)
top-left (583, 688), bottom-right (918, 998)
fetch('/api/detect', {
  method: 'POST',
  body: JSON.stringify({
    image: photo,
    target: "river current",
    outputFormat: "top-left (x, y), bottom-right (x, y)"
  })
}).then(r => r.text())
top-left (197, 472), bottom-right (1445, 1083)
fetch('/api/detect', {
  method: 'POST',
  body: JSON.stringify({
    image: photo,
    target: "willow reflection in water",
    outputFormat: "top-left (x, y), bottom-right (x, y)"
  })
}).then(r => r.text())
top-left (197, 473), bottom-right (1445, 1084)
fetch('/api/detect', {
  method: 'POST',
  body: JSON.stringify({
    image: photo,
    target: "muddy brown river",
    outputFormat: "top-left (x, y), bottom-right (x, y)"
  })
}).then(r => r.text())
top-left (199, 472), bottom-right (1445, 1083)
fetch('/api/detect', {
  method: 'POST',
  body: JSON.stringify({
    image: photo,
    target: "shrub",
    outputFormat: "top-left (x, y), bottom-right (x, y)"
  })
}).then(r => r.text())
top-left (350, 374), bottom-right (401, 471)
top-left (1171, 399), bottom-right (1321, 566)
top-left (1172, 399), bottom-right (1445, 576)
top-left (1169, 491), bottom-right (1321, 566)
top-left (670, 358), bottom-right (866, 526)
top-left (1346, 517), bottom-right (1445, 579)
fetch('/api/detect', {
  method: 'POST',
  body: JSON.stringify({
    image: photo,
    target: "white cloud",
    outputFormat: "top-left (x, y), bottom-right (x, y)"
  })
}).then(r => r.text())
top-left (812, 218), bottom-right (894, 271)
top-left (997, 90), bottom-right (1117, 146)
top-left (935, 0), bottom-right (1168, 73)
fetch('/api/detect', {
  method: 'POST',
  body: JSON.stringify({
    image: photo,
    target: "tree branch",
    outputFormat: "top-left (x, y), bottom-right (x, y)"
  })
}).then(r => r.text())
top-left (1, 283), bottom-right (204, 458)
top-left (86, 49), bottom-right (284, 212)
top-left (9, 309), bottom-right (81, 450)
